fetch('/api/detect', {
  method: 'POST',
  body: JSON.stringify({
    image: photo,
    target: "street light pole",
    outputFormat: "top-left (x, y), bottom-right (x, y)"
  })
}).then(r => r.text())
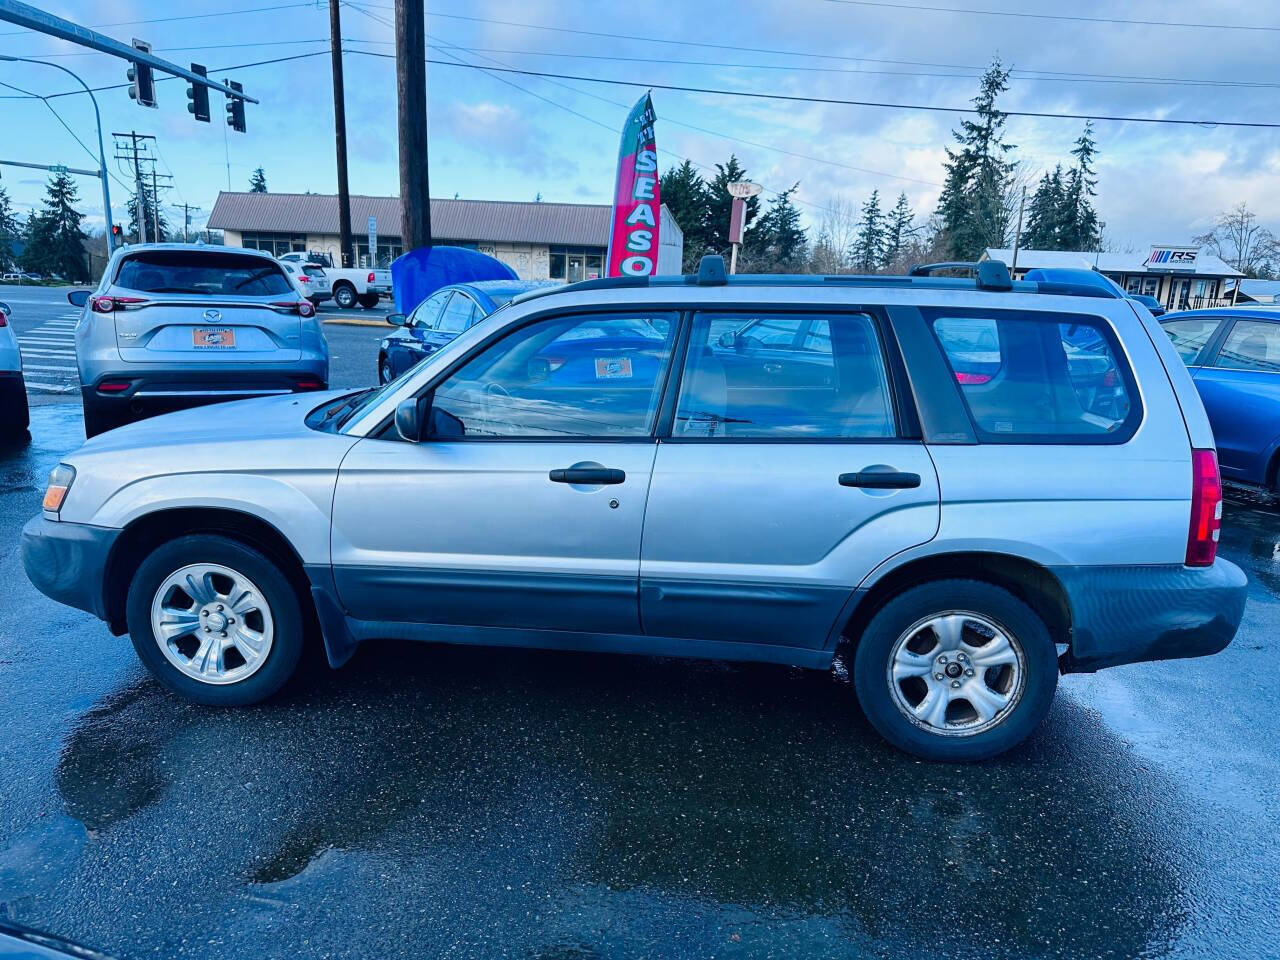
top-left (0, 55), bottom-right (115, 256)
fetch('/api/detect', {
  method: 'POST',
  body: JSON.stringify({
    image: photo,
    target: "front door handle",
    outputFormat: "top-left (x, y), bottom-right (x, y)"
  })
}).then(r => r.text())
top-left (839, 470), bottom-right (921, 489)
top-left (550, 467), bottom-right (626, 485)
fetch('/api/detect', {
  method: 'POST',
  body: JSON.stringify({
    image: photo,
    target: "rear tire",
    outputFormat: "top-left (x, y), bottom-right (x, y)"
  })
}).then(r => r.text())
top-left (358, 293), bottom-right (380, 309)
top-left (126, 535), bottom-right (304, 706)
top-left (0, 376), bottom-right (29, 441)
top-left (852, 579), bottom-right (1058, 761)
top-left (81, 397), bottom-right (120, 438)
top-left (332, 283), bottom-right (356, 310)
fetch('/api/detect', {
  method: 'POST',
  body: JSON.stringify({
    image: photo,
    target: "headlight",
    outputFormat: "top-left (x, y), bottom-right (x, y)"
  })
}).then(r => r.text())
top-left (42, 463), bottom-right (76, 515)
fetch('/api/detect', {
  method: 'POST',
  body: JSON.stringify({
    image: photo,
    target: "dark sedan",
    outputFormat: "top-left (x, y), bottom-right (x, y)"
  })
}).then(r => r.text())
top-left (1160, 307), bottom-right (1280, 490)
top-left (378, 280), bottom-right (558, 383)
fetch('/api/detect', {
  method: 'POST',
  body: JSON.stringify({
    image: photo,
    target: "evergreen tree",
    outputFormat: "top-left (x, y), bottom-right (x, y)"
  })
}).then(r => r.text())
top-left (706, 155), bottom-right (759, 255)
top-left (743, 185), bottom-right (807, 271)
top-left (852, 189), bottom-right (885, 272)
top-left (1022, 166), bottom-right (1066, 250)
top-left (127, 189), bottom-right (169, 243)
top-left (0, 185), bottom-right (20, 271)
top-left (249, 167), bottom-right (268, 193)
top-left (1061, 122), bottom-right (1102, 250)
top-left (20, 172), bottom-right (89, 281)
top-left (935, 58), bottom-right (1016, 260)
top-left (659, 159), bottom-right (712, 271)
top-left (882, 192), bottom-right (917, 270)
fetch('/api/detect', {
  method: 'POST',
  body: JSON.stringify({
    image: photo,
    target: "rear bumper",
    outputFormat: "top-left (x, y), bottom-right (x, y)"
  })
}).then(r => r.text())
top-left (21, 516), bottom-right (118, 622)
top-left (82, 364), bottom-right (328, 424)
top-left (1055, 559), bottom-right (1247, 673)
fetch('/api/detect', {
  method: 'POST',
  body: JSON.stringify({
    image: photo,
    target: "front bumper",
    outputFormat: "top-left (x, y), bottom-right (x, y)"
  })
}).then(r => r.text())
top-left (21, 516), bottom-right (119, 623)
top-left (1055, 559), bottom-right (1248, 673)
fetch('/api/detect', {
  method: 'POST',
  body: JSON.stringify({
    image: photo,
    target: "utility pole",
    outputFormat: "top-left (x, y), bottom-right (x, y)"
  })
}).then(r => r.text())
top-left (116, 131), bottom-right (151, 244)
top-left (150, 165), bottom-right (160, 242)
top-left (179, 203), bottom-right (201, 242)
top-left (395, 0), bottom-right (431, 251)
top-left (329, 0), bottom-right (354, 267)
top-left (1010, 184), bottom-right (1027, 274)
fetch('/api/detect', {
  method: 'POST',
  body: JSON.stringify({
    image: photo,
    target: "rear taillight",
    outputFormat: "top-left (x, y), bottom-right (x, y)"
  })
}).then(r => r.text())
top-left (1186, 448), bottom-right (1222, 567)
top-left (0, 314), bottom-right (6, 327)
top-left (367, 272), bottom-right (376, 283)
top-left (298, 300), bottom-right (316, 318)
top-left (955, 371), bottom-right (992, 385)
top-left (271, 300), bottom-right (316, 318)
top-left (295, 378), bottom-right (325, 390)
top-left (90, 295), bottom-right (147, 313)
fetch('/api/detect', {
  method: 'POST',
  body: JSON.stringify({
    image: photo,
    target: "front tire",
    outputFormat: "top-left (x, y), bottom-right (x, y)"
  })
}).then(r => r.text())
top-left (126, 535), bottom-right (304, 706)
top-left (378, 352), bottom-right (392, 384)
top-left (852, 579), bottom-right (1058, 761)
top-left (332, 283), bottom-right (356, 310)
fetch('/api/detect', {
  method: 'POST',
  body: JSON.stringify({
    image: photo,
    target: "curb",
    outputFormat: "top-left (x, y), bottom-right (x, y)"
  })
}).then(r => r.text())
top-left (322, 316), bottom-right (389, 327)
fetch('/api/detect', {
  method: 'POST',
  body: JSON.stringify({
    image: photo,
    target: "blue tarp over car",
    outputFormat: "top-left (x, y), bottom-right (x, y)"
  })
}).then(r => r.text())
top-left (391, 246), bottom-right (518, 315)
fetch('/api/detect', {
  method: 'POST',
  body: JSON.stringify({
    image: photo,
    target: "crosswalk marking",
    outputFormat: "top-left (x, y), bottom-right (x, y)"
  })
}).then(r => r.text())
top-left (16, 319), bottom-right (78, 394)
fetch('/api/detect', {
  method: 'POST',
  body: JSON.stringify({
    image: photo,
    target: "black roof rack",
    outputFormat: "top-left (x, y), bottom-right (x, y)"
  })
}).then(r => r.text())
top-left (508, 255), bottom-right (1117, 304)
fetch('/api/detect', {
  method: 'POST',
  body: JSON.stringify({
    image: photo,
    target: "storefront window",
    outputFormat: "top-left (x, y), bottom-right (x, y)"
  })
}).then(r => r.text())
top-left (240, 232), bottom-right (306, 257)
top-left (354, 241), bottom-right (403, 269)
top-left (549, 246), bottom-right (607, 284)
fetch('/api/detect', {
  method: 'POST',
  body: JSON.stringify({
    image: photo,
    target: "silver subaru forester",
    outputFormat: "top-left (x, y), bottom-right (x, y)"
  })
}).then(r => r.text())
top-left (69, 244), bottom-right (329, 437)
top-left (22, 257), bottom-right (1246, 761)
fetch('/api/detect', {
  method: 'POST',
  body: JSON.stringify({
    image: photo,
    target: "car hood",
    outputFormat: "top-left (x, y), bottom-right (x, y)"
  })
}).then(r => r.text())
top-left (79, 390), bottom-right (354, 455)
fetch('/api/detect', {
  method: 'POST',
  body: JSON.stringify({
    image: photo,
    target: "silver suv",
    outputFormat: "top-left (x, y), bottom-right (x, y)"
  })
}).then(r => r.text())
top-left (69, 244), bottom-right (329, 436)
top-left (22, 258), bottom-right (1246, 761)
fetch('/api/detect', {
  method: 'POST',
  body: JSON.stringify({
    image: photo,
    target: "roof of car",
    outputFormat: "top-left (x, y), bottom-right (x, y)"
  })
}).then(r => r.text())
top-left (115, 242), bottom-right (275, 260)
top-left (1160, 306), bottom-right (1280, 321)
top-left (453, 279), bottom-right (562, 308)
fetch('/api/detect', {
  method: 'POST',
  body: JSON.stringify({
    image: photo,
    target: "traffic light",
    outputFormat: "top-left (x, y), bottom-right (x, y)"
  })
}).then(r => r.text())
top-left (111, 225), bottom-right (122, 238)
top-left (186, 63), bottom-right (210, 123)
top-left (224, 80), bottom-right (246, 133)
top-left (126, 39), bottom-right (156, 108)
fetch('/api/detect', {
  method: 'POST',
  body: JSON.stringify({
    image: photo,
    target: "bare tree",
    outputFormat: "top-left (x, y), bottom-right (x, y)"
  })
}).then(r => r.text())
top-left (1194, 202), bottom-right (1280, 278)
top-left (808, 195), bottom-right (861, 273)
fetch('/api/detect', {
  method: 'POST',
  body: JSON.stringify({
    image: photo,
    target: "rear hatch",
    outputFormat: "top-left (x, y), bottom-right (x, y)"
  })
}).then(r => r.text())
top-left (302, 264), bottom-right (330, 293)
top-left (108, 250), bottom-right (303, 364)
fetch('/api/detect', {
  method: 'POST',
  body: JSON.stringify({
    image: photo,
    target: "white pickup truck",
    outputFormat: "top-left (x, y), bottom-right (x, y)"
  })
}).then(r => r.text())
top-left (278, 251), bottom-right (391, 309)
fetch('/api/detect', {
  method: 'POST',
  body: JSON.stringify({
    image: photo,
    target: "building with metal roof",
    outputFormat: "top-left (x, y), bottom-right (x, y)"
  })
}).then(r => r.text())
top-left (206, 191), bottom-right (683, 282)
top-left (983, 245), bottom-right (1243, 311)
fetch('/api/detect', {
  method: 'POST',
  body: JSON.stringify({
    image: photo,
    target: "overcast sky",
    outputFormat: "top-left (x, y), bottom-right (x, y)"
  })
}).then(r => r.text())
top-left (3, 0), bottom-right (1278, 250)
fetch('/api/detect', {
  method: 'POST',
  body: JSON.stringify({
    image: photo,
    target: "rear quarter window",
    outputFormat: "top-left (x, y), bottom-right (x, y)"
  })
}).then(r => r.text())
top-left (1160, 316), bottom-right (1221, 363)
top-left (927, 308), bottom-right (1141, 444)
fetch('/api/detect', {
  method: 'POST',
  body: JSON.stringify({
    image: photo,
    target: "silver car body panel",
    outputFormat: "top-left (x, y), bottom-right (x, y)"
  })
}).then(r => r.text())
top-left (0, 318), bottom-right (20, 374)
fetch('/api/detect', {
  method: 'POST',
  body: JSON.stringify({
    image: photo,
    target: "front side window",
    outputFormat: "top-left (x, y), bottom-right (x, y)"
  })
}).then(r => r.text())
top-left (431, 312), bottom-right (678, 437)
top-left (930, 309), bottom-right (1139, 442)
top-left (674, 312), bottom-right (895, 439)
top-left (1161, 316), bottom-right (1221, 363)
top-left (115, 252), bottom-right (293, 296)
top-left (1214, 320), bottom-right (1280, 373)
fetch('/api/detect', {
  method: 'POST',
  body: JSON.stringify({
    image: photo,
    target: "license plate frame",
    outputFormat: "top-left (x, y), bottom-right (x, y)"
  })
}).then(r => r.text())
top-left (193, 327), bottom-right (236, 349)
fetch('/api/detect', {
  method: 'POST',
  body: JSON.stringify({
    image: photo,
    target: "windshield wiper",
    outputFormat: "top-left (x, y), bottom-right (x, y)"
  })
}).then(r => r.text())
top-left (330, 388), bottom-right (380, 429)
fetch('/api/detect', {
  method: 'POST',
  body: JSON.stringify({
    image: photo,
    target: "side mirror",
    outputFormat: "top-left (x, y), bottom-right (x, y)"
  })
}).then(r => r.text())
top-left (0, 302), bottom-right (10, 318)
top-left (387, 313), bottom-right (407, 327)
top-left (717, 331), bottom-right (738, 349)
top-left (68, 290), bottom-right (90, 307)
top-left (395, 392), bottom-right (465, 442)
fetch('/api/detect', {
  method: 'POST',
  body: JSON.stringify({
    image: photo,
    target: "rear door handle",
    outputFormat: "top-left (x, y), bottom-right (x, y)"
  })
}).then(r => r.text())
top-left (550, 467), bottom-right (626, 485)
top-left (839, 470), bottom-right (921, 489)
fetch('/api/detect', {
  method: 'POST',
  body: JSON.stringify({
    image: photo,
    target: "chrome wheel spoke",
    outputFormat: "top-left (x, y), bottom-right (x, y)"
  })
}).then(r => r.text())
top-left (963, 682), bottom-right (1010, 723)
top-left (965, 633), bottom-right (1018, 669)
top-left (157, 611), bottom-right (200, 640)
top-left (931, 614), bottom-right (966, 651)
top-left (892, 648), bottom-right (935, 681)
top-left (913, 685), bottom-right (951, 728)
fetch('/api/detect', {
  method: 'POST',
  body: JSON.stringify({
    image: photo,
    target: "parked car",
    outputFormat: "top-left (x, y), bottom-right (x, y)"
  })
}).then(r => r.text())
top-left (279, 260), bottom-right (332, 305)
top-left (0, 300), bottom-right (29, 441)
top-left (379, 279), bottom-right (559, 382)
top-left (22, 257), bottom-right (1245, 762)
top-left (278, 251), bottom-right (389, 309)
top-left (1159, 307), bottom-right (1280, 491)
top-left (68, 244), bottom-right (329, 437)
top-left (1128, 292), bottom-right (1166, 317)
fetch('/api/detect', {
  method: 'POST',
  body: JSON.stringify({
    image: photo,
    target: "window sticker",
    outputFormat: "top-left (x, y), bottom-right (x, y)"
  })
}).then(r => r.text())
top-left (595, 357), bottom-right (633, 380)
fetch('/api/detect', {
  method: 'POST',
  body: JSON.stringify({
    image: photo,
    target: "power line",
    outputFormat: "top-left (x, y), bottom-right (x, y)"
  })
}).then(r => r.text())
top-left (822, 0), bottom-right (1280, 33)
top-left (23, 38), bottom-right (334, 59)
top-left (343, 51), bottom-right (1280, 130)
top-left (0, 2), bottom-right (316, 37)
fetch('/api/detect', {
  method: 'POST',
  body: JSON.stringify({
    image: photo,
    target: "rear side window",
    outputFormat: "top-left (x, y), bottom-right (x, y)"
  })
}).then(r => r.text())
top-left (674, 312), bottom-right (895, 439)
top-left (1161, 316), bottom-right (1220, 363)
top-left (115, 251), bottom-right (293, 296)
top-left (928, 309), bottom-right (1140, 443)
top-left (1212, 319), bottom-right (1280, 372)
top-left (437, 294), bottom-right (474, 334)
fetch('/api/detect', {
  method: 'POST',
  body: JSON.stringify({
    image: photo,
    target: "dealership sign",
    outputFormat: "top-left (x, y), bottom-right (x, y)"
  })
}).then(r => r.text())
top-left (1145, 245), bottom-right (1199, 270)
top-left (606, 93), bottom-right (659, 278)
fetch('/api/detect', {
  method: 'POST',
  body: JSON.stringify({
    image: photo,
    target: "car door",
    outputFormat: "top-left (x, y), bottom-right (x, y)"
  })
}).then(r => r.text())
top-left (391, 291), bottom-right (450, 377)
top-left (1193, 317), bottom-right (1280, 484)
top-left (639, 310), bottom-right (940, 651)
top-left (330, 308), bottom-right (682, 634)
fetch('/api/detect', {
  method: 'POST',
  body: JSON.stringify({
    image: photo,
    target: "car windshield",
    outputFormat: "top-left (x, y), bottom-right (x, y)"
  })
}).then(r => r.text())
top-left (115, 251), bottom-right (294, 296)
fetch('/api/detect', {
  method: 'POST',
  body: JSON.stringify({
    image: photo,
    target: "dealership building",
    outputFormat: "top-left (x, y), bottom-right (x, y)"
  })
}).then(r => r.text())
top-left (207, 191), bottom-right (683, 281)
top-left (983, 245), bottom-right (1243, 311)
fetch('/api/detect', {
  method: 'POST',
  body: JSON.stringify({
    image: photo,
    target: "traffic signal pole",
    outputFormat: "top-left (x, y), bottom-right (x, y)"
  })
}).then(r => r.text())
top-left (329, 0), bottom-right (354, 268)
top-left (0, 55), bottom-right (115, 255)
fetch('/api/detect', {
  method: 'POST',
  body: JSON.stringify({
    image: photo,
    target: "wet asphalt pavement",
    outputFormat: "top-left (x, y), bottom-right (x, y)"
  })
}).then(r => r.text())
top-left (2, 403), bottom-right (1279, 959)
